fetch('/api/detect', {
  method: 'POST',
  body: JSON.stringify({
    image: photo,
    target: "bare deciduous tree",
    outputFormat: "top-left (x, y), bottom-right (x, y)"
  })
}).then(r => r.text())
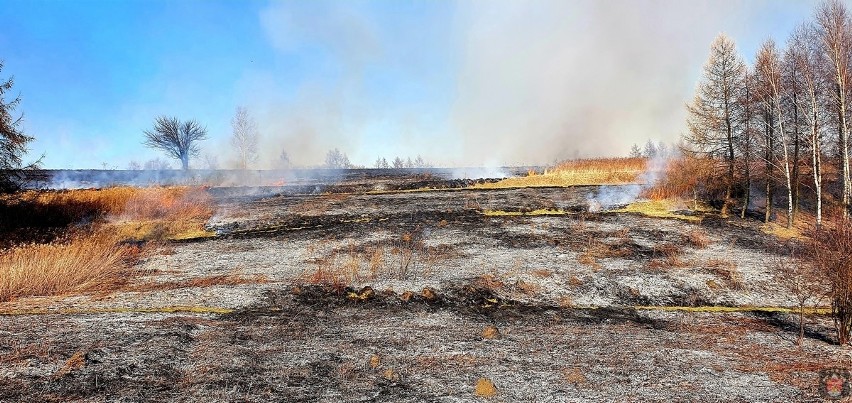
top-left (737, 71), bottom-right (757, 218)
top-left (324, 148), bottom-right (351, 169)
top-left (816, 0), bottom-right (852, 219)
top-left (278, 150), bottom-right (290, 169)
top-left (143, 116), bottom-right (207, 170)
top-left (790, 24), bottom-right (827, 226)
top-left (685, 34), bottom-right (747, 216)
top-left (0, 61), bottom-right (38, 191)
top-left (144, 157), bottom-right (172, 170)
top-left (230, 106), bottom-right (259, 170)
top-left (755, 39), bottom-right (795, 228)
top-left (775, 248), bottom-right (827, 347)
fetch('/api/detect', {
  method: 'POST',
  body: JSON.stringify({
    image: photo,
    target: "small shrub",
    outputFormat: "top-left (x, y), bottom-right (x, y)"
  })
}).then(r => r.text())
top-left (806, 221), bottom-right (852, 345)
top-left (686, 229), bottom-right (710, 248)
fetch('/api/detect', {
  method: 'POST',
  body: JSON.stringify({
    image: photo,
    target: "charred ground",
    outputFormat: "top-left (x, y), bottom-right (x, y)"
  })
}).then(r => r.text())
top-left (0, 171), bottom-right (848, 402)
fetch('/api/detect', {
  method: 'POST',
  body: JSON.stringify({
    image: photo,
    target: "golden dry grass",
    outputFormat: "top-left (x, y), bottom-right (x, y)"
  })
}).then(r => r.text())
top-left (0, 186), bottom-right (216, 302)
top-left (612, 199), bottom-right (707, 222)
top-left (473, 157), bottom-right (648, 189)
top-left (474, 378), bottom-right (497, 397)
top-left (1, 186), bottom-right (215, 241)
top-left (0, 231), bottom-right (133, 302)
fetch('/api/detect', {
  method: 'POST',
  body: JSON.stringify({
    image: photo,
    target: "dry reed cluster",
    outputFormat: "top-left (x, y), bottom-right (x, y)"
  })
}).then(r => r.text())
top-left (0, 186), bottom-right (215, 302)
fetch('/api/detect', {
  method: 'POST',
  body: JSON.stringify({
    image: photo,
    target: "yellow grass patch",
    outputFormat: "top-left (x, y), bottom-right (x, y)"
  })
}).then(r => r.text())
top-left (760, 222), bottom-right (804, 239)
top-left (482, 208), bottom-right (566, 216)
top-left (474, 378), bottom-right (497, 397)
top-left (612, 199), bottom-right (705, 222)
top-left (473, 158), bottom-right (648, 189)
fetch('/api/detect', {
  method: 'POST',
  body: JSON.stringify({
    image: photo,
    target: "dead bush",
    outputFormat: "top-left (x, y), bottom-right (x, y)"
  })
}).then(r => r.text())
top-left (774, 251), bottom-right (827, 346)
top-left (806, 221), bottom-right (852, 345)
top-left (642, 155), bottom-right (719, 203)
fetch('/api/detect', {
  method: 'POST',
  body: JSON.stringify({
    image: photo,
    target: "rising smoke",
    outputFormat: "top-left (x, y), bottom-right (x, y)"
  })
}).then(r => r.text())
top-left (232, 1), bottom-right (810, 168)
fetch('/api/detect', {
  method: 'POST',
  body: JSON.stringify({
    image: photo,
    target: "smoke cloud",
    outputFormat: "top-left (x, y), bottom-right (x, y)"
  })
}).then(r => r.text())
top-left (236, 0), bottom-right (812, 168)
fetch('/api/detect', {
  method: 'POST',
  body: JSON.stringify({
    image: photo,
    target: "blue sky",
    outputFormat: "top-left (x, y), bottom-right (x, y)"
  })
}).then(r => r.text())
top-left (0, 0), bottom-right (827, 168)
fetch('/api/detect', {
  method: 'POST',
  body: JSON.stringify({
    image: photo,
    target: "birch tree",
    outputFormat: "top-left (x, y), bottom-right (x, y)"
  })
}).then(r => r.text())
top-left (230, 106), bottom-right (259, 170)
top-left (790, 24), bottom-right (826, 226)
top-left (816, 0), bottom-right (852, 219)
top-left (755, 39), bottom-right (795, 228)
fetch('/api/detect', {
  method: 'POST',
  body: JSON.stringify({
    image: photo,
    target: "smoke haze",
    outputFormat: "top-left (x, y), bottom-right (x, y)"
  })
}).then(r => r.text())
top-left (6, 0), bottom-right (820, 168)
top-left (238, 0), bottom-right (816, 168)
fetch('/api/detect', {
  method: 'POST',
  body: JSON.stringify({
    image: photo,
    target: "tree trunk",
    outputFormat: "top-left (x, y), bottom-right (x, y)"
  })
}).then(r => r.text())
top-left (839, 84), bottom-right (851, 219)
top-left (765, 113), bottom-right (774, 223)
top-left (774, 98), bottom-right (794, 229)
top-left (724, 102), bottom-right (735, 217)
top-left (813, 100), bottom-right (823, 227)
top-left (792, 92), bottom-right (801, 220)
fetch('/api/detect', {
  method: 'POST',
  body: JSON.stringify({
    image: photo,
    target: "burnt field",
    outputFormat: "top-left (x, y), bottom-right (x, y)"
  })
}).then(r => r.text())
top-left (0, 172), bottom-right (849, 402)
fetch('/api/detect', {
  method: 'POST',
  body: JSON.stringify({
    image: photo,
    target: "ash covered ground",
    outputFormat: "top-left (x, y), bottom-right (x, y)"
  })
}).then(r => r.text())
top-left (1, 171), bottom-right (849, 402)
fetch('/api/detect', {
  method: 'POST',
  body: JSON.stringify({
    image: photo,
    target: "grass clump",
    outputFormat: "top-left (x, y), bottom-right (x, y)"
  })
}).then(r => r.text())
top-left (0, 186), bottom-right (216, 302)
top-left (0, 231), bottom-right (134, 302)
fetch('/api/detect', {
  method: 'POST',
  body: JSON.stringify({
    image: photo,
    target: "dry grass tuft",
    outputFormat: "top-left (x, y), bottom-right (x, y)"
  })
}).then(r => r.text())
top-left (532, 268), bottom-right (553, 278)
top-left (685, 229), bottom-right (710, 249)
top-left (474, 158), bottom-right (648, 189)
top-left (706, 258), bottom-right (741, 288)
top-left (482, 325), bottom-right (501, 340)
top-left (55, 351), bottom-right (87, 377)
top-left (474, 377), bottom-right (497, 397)
top-left (562, 368), bottom-right (587, 384)
top-left (369, 355), bottom-right (381, 369)
top-left (647, 242), bottom-right (687, 270)
top-left (0, 231), bottom-right (135, 302)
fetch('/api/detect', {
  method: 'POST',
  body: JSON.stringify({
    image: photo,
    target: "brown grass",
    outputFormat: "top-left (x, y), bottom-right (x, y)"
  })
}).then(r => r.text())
top-left (0, 231), bottom-right (134, 302)
top-left (647, 242), bottom-right (688, 270)
top-left (127, 272), bottom-right (269, 293)
top-left (0, 186), bottom-right (215, 302)
top-left (706, 258), bottom-right (741, 288)
top-left (0, 186), bottom-right (215, 243)
top-left (643, 156), bottom-right (719, 201)
top-left (474, 157), bottom-right (648, 189)
top-left (685, 229), bottom-right (710, 248)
